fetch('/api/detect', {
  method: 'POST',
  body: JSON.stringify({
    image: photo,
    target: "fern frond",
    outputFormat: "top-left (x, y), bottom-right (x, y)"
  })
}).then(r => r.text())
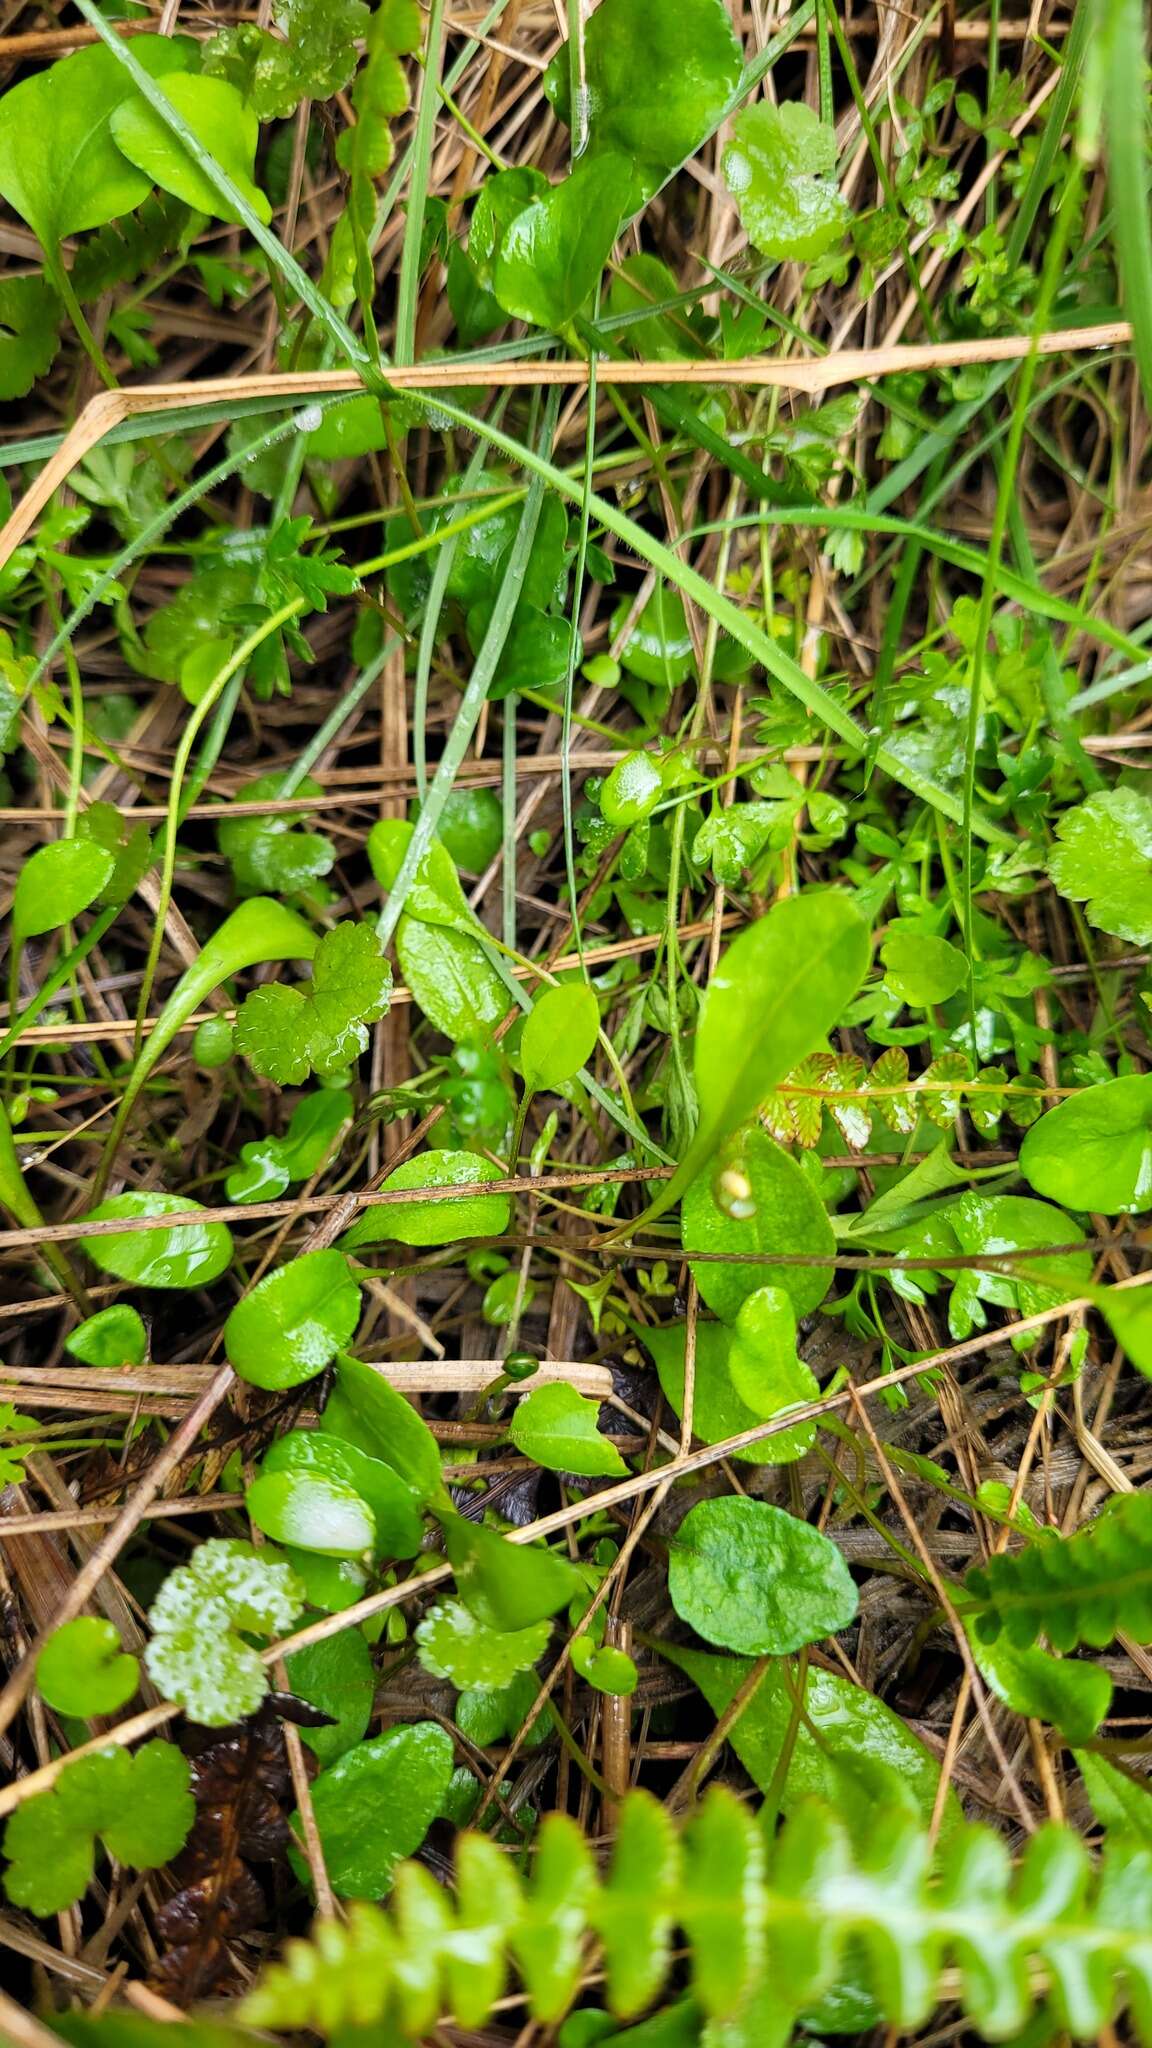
top-left (241, 1786), bottom-right (1152, 2042)
top-left (967, 1493), bottom-right (1152, 1651)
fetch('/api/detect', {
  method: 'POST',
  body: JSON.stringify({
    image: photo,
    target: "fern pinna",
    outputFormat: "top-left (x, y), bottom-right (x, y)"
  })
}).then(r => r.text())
top-left (967, 1493), bottom-right (1152, 1651)
top-left (242, 1784), bottom-right (1152, 2043)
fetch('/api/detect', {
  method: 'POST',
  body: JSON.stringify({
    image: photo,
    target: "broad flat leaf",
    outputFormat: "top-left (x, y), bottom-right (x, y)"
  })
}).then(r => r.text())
top-left (343, 1150), bottom-right (511, 1249)
top-left (302, 1722), bottom-right (453, 1899)
top-left (0, 35), bottom-right (192, 250)
top-left (668, 1497), bottom-right (857, 1655)
top-left (725, 1286), bottom-right (818, 1459)
top-left (643, 1319), bottom-right (798, 1466)
top-left (492, 153), bottom-right (632, 329)
top-left (84, 1193), bottom-right (234, 1290)
top-left (110, 71), bottom-right (271, 225)
top-left (881, 923), bottom-right (968, 1006)
top-left (968, 1625), bottom-right (1111, 1742)
top-left (262, 1429), bottom-right (424, 1557)
top-left (64, 1303), bottom-right (147, 1366)
top-left (601, 750), bottom-right (666, 827)
top-left (612, 584), bottom-right (694, 687)
top-left (224, 1249), bottom-right (361, 1389)
top-left (417, 1598), bottom-right (551, 1688)
top-left (544, 0), bottom-right (741, 181)
top-left (226, 1087), bottom-right (352, 1203)
top-left (946, 1193), bottom-right (1092, 1342)
top-left (218, 774), bottom-right (335, 899)
top-left (75, 801), bottom-right (153, 906)
top-left (660, 1642), bottom-right (958, 1836)
top-left (509, 1382), bottom-right (627, 1477)
top-left (2, 1742), bottom-right (193, 1916)
top-left (722, 101), bottom-right (850, 262)
top-left (36, 1618), bottom-right (139, 1718)
top-left (521, 983), bottom-right (600, 1092)
top-left (204, 0), bottom-right (370, 120)
top-left (442, 1512), bottom-right (580, 1630)
top-left (1076, 1749), bottom-right (1152, 1846)
top-left (369, 817), bottom-right (476, 931)
top-left (681, 1127), bottom-right (834, 1323)
top-left (396, 915), bottom-right (507, 1040)
top-left (145, 1539), bottom-right (303, 1726)
top-left (246, 1469), bottom-right (376, 1557)
top-left (436, 786), bottom-right (504, 872)
top-left (324, 1354), bottom-right (446, 1507)
top-left (1020, 1073), bottom-right (1152, 1214)
top-left (0, 275), bottom-right (61, 398)
top-left (1048, 789), bottom-right (1152, 944)
top-left (235, 921), bottom-right (391, 1084)
top-left (1097, 1283), bottom-right (1152, 1378)
top-left (456, 1669), bottom-right (554, 1749)
top-left (571, 1636), bottom-right (638, 1695)
top-left (12, 838), bottom-right (115, 949)
top-left (649, 891), bottom-right (871, 1225)
top-left (286, 1624), bottom-right (375, 1766)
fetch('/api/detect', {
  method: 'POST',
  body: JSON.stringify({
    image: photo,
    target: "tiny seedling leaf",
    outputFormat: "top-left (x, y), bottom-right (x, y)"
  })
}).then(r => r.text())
top-left (417, 1598), bottom-right (551, 1688)
top-left (722, 101), bottom-right (851, 262)
top-left (1048, 789), bottom-right (1152, 945)
top-left (235, 921), bottom-right (391, 1084)
top-left (12, 839), bottom-right (115, 951)
top-left (520, 983), bottom-right (600, 1093)
top-left (144, 1538), bottom-right (303, 1725)
top-left (65, 1303), bottom-right (148, 1366)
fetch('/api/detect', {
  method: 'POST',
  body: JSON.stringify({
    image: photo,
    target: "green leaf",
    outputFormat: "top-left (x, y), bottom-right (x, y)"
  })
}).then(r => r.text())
top-left (302, 1722), bottom-right (453, 1899)
top-left (442, 1512), bottom-right (581, 1630)
top-left (286, 1624), bottom-right (375, 1766)
top-left (434, 786), bottom-right (504, 873)
top-left (84, 1193), bottom-right (234, 1290)
top-left (968, 1627), bottom-right (1111, 1743)
top-left (417, 1598), bottom-right (551, 1689)
top-left (456, 1670), bottom-right (552, 1749)
top-left (226, 1087), bottom-right (352, 1203)
top-left (966, 1493), bottom-right (1152, 1652)
top-left (0, 275), bottom-right (61, 398)
top-left (491, 153), bottom-right (632, 329)
top-left (1020, 1073), bottom-right (1152, 1215)
top-left (64, 1303), bottom-right (147, 1366)
top-left (36, 1618), bottom-right (139, 1718)
top-left (204, 0), bottom-right (370, 120)
top-left (944, 1192), bottom-right (1092, 1342)
top-left (343, 1150), bottom-right (511, 1249)
top-left (261, 1429), bottom-right (424, 1558)
top-left (668, 1497), bottom-right (858, 1655)
top-left (643, 1319), bottom-right (798, 1466)
top-left (324, 0), bottom-right (422, 307)
top-left (508, 1382), bottom-right (627, 1478)
top-left (1048, 789), bottom-right (1152, 944)
top-left (612, 585), bottom-right (694, 688)
top-left (235, 921), bottom-right (391, 1085)
top-left (325, 1353), bottom-right (446, 1507)
top-left (218, 774), bottom-right (335, 900)
top-left (110, 70), bottom-right (271, 225)
top-left (1097, 1282), bottom-right (1152, 1376)
top-left (880, 922), bottom-right (968, 1006)
top-left (12, 838), bottom-right (115, 951)
top-left (144, 1538), bottom-right (303, 1726)
top-left (247, 1469), bottom-right (376, 1558)
top-left (646, 892), bottom-right (871, 1228)
top-left (544, 0), bottom-right (740, 180)
top-left (520, 983), bottom-right (600, 1092)
top-left (0, 35), bottom-right (192, 249)
top-left (601, 750), bottom-right (667, 828)
top-left (571, 1635), bottom-right (638, 1696)
top-left (681, 1127), bottom-right (835, 1324)
top-left (2, 1742), bottom-right (193, 1916)
top-left (722, 101), bottom-right (850, 262)
top-left (395, 915), bottom-right (508, 1041)
top-left (660, 1642), bottom-right (956, 1836)
top-left (75, 801), bottom-right (153, 907)
top-left (725, 1286), bottom-right (818, 1459)
top-left (1076, 1749), bottom-right (1152, 1846)
top-left (369, 816), bottom-right (478, 931)
top-left (224, 1249), bottom-right (361, 1390)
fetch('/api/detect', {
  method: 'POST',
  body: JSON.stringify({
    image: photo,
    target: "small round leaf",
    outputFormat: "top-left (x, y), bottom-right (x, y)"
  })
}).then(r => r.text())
top-left (36, 1618), bottom-right (139, 1718)
top-left (224, 1249), bottom-right (361, 1389)
top-left (669, 1497), bottom-right (858, 1655)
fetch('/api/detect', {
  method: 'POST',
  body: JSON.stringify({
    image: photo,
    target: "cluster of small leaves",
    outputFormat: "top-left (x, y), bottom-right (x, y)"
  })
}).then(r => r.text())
top-left (763, 1044), bottom-right (1043, 1151)
top-left (144, 1540), bottom-right (303, 1726)
top-left (2, 1743), bottom-right (193, 1915)
top-left (235, 921), bottom-right (391, 1084)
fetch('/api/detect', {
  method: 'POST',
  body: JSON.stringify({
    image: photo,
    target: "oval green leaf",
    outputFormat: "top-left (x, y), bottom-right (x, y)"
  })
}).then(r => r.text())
top-left (110, 72), bottom-right (272, 226)
top-left (246, 1470), bottom-right (376, 1558)
top-left (508, 1381), bottom-right (627, 1477)
top-left (36, 1617), bottom-right (140, 1718)
top-left (13, 839), bottom-right (115, 949)
top-left (85, 1193), bottom-right (234, 1290)
top-left (302, 1722), bottom-right (454, 1899)
top-left (668, 1497), bottom-right (858, 1655)
top-left (681, 1126), bottom-right (834, 1323)
top-left (262, 1429), bottom-right (425, 1558)
top-left (726, 1285), bottom-right (818, 1459)
top-left (343, 1150), bottom-right (511, 1250)
top-left (1020, 1073), bottom-right (1152, 1215)
top-left (520, 983), bottom-right (600, 1093)
top-left (224, 1249), bottom-right (361, 1389)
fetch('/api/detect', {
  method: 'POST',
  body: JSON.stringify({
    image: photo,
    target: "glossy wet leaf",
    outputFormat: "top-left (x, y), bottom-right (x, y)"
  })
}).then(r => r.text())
top-left (325, 1353), bottom-right (446, 1507)
top-left (492, 153), bottom-right (632, 329)
top-left (2, 1742), bottom-right (193, 1916)
top-left (286, 1624), bottom-right (375, 1765)
top-left (145, 1539), bottom-right (304, 1727)
top-left (520, 983), bottom-right (600, 1092)
top-left (1020, 1073), bottom-right (1152, 1214)
top-left (343, 1150), bottom-right (511, 1249)
top-left (246, 1469), bottom-right (376, 1558)
top-left (1097, 1282), bottom-right (1152, 1378)
top-left (262, 1428), bottom-right (424, 1557)
top-left (235, 921), bottom-right (391, 1084)
top-left (0, 275), bottom-right (61, 399)
top-left (668, 1497), bottom-right (858, 1655)
top-left (36, 1618), bottom-right (139, 1718)
top-left (12, 838), bottom-right (115, 949)
top-left (571, 1635), bottom-right (638, 1696)
top-left (601, 750), bottom-right (666, 828)
top-left (111, 71), bottom-right (272, 225)
top-left (302, 1722), bottom-right (453, 1899)
top-left (417, 1597), bottom-right (551, 1688)
top-left (224, 1249), bottom-right (361, 1389)
top-left (456, 1670), bottom-right (553, 1749)
top-left (218, 774), bottom-right (335, 899)
top-left (612, 585), bottom-right (694, 688)
top-left (881, 923), bottom-right (968, 1006)
top-left (644, 1319), bottom-right (795, 1466)
top-left (442, 1512), bottom-right (581, 1630)
top-left (226, 1086), bottom-right (353, 1203)
top-left (946, 1193), bottom-right (1092, 1342)
top-left (968, 1626), bottom-right (1111, 1742)
top-left (509, 1382), bottom-right (627, 1477)
top-left (650, 892), bottom-right (871, 1226)
top-left (544, 0), bottom-right (740, 182)
top-left (0, 35), bottom-right (192, 250)
top-left (433, 785), bottom-right (505, 872)
top-left (722, 101), bottom-right (850, 262)
top-left (681, 1127), bottom-right (835, 1323)
top-left (64, 1303), bottom-right (147, 1366)
top-left (369, 817), bottom-right (476, 931)
top-left (84, 1193), bottom-right (234, 1290)
top-left (396, 915), bottom-right (508, 1041)
top-left (725, 1286), bottom-right (818, 1458)
top-left (1048, 789), bottom-right (1152, 945)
